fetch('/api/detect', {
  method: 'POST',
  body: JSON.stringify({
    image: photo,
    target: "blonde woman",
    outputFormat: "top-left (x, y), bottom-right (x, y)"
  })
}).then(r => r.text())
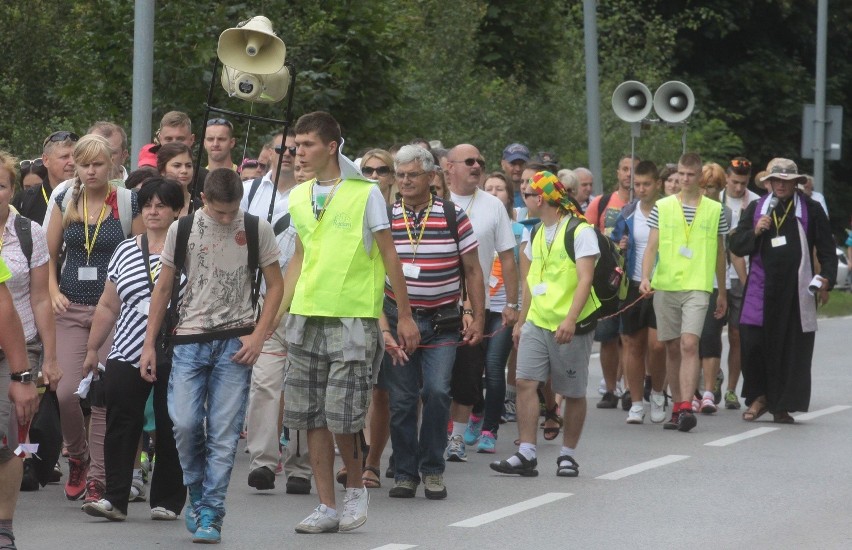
top-left (46, 134), bottom-right (142, 504)
top-left (360, 149), bottom-right (397, 205)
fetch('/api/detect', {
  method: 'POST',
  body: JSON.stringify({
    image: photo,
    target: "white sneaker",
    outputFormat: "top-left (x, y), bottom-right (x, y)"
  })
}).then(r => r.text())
top-left (82, 498), bottom-right (126, 521)
top-left (339, 488), bottom-right (369, 532)
top-left (130, 470), bottom-right (146, 502)
top-left (446, 435), bottom-right (467, 462)
top-left (598, 378), bottom-right (606, 396)
top-left (650, 391), bottom-right (666, 423)
top-left (295, 504), bottom-right (339, 534)
top-left (150, 506), bottom-right (177, 520)
top-left (626, 404), bottom-right (645, 424)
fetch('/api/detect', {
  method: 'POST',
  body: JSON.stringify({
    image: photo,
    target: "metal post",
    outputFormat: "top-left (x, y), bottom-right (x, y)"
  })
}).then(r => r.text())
top-left (583, 0), bottom-right (604, 195)
top-left (813, 0), bottom-right (828, 193)
top-left (131, 0), bottom-right (155, 169)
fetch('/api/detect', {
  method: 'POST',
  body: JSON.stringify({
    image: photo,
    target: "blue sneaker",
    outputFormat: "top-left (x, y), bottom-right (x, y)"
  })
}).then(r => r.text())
top-left (184, 484), bottom-right (202, 534)
top-left (463, 415), bottom-right (484, 446)
top-left (192, 508), bottom-right (221, 544)
top-left (502, 399), bottom-right (516, 422)
top-left (477, 431), bottom-right (496, 453)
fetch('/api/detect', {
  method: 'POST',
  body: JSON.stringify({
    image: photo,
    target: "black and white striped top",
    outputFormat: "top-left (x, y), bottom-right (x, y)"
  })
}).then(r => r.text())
top-left (107, 237), bottom-right (185, 365)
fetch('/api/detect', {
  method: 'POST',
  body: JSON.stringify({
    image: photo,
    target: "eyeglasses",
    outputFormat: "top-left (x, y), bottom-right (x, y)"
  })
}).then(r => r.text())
top-left (395, 171), bottom-right (427, 181)
top-left (730, 159), bottom-right (751, 168)
top-left (449, 158), bottom-right (485, 168)
top-left (362, 166), bottom-right (390, 177)
top-left (207, 118), bottom-right (233, 129)
top-left (43, 131), bottom-right (80, 147)
top-left (274, 145), bottom-right (297, 156)
top-left (19, 158), bottom-right (44, 171)
top-left (523, 193), bottom-right (539, 199)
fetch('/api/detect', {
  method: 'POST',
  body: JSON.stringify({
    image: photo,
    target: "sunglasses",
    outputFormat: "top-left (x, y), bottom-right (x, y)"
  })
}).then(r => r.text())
top-left (362, 166), bottom-right (390, 177)
top-left (20, 158), bottom-right (44, 170)
top-left (730, 159), bottom-right (751, 168)
top-left (395, 171), bottom-right (427, 181)
top-left (523, 193), bottom-right (538, 199)
top-left (207, 118), bottom-right (233, 129)
top-left (274, 145), bottom-right (297, 156)
top-left (450, 158), bottom-right (485, 168)
top-left (241, 160), bottom-right (260, 170)
top-left (43, 131), bottom-right (80, 147)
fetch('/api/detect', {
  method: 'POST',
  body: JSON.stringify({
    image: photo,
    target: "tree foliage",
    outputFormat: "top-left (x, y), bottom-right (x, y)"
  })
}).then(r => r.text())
top-left (0, 0), bottom-right (849, 233)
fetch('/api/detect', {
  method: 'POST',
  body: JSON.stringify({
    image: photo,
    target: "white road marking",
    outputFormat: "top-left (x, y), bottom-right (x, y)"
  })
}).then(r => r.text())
top-left (793, 405), bottom-right (852, 421)
top-left (595, 454), bottom-right (689, 480)
top-left (704, 427), bottom-right (780, 447)
top-left (449, 492), bottom-right (572, 528)
top-left (369, 545), bottom-right (418, 550)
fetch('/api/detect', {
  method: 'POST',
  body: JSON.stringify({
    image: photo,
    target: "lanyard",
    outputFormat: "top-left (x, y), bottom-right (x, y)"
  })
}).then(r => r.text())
top-left (537, 216), bottom-right (567, 278)
top-left (83, 189), bottom-right (109, 265)
top-left (772, 199), bottom-right (794, 235)
top-left (139, 234), bottom-right (160, 291)
top-left (41, 185), bottom-right (49, 205)
top-left (0, 224), bottom-right (5, 256)
top-left (314, 178), bottom-right (342, 223)
top-left (677, 192), bottom-right (702, 246)
top-left (400, 196), bottom-right (433, 261)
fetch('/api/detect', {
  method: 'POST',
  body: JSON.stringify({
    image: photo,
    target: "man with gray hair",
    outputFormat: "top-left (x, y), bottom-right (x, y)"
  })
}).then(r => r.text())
top-left (573, 167), bottom-right (595, 212)
top-left (379, 144), bottom-right (485, 500)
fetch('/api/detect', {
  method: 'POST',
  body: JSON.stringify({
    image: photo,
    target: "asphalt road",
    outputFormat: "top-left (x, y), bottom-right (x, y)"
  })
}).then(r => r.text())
top-left (14, 316), bottom-right (852, 550)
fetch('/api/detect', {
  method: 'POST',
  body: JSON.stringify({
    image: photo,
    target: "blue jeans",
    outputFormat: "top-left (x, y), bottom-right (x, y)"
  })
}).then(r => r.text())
top-left (479, 312), bottom-right (512, 433)
top-left (168, 338), bottom-right (251, 521)
top-left (381, 302), bottom-right (458, 481)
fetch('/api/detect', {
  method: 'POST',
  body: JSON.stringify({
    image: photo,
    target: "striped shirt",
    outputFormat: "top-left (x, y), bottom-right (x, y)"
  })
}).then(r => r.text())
top-left (647, 202), bottom-right (729, 234)
top-left (107, 238), bottom-right (185, 365)
top-left (385, 198), bottom-right (478, 309)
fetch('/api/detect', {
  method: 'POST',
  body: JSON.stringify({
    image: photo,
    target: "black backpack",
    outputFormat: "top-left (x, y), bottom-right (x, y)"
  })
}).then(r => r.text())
top-left (14, 215), bottom-right (33, 266)
top-left (531, 216), bottom-right (627, 319)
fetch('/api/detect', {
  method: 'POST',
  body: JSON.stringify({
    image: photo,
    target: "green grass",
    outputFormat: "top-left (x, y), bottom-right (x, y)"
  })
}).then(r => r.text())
top-left (818, 289), bottom-right (852, 318)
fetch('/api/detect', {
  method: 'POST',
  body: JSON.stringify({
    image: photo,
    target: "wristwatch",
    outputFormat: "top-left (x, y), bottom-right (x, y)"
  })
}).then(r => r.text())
top-left (10, 370), bottom-right (34, 384)
top-left (506, 303), bottom-right (521, 311)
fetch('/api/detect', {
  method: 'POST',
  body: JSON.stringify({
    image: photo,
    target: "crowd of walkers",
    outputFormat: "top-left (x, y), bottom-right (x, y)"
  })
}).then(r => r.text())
top-left (0, 110), bottom-right (838, 547)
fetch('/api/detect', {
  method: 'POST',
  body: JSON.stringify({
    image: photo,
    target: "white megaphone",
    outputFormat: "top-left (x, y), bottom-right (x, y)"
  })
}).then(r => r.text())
top-left (218, 16), bottom-right (286, 74)
top-left (612, 81), bottom-right (653, 123)
top-left (220, 64), bottom-right (291, 104)
top-left (653, 81), bottom-right (694, 123)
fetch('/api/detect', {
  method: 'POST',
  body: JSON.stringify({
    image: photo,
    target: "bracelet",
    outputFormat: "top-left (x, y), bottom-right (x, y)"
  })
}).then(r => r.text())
top-left (381, 329), bottom-right (392, 334)
top-left (462, 309), bottom-right (473, 316)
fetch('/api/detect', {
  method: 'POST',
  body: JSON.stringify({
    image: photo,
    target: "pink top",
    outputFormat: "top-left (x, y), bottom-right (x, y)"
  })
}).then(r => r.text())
top-left (0, 212), bottom-right (50, 341)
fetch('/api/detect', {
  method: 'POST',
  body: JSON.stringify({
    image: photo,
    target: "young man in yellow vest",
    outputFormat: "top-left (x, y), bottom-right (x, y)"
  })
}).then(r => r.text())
top-left (639, 152), bottom-right (728, 432)
top-left (491, 172), bottom-right (599, 478)
top-left (277, 112), bottom-right (420, 534)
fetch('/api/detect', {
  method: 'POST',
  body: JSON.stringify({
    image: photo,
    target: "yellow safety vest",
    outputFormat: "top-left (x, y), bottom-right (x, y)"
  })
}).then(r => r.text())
top-left (652, 194), bottom-right (720, 292)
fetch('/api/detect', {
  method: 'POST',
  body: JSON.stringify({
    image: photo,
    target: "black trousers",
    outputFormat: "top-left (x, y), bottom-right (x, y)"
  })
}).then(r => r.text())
top-left (103, 358), bottom-right (185, 514)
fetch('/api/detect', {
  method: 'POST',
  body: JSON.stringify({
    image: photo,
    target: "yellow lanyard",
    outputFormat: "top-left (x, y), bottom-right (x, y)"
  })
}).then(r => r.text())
top-left (41, 185), bottom-right (49, 205)
top-left (772, 199), bottom-right (794, 235)
top-left (149, 259), bottom-right (161, 284)
top-left (677, 192), bottom-right (702, 246)
top-left (537, 216), bottom-right (567, 278)
top-left (0, 224), bottom-right (6, 256)
top-left (314, 178), bottom-right (342, 223)
top-left (401, 196), bottom-right (433, 261)
top-left (83, 189), bottom-right (109, 265)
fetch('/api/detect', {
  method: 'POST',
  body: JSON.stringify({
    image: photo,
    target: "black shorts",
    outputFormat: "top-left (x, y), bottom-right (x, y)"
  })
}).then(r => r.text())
top-left (620, 283), bottom-right (657, 335)
top-left (699, 289), bottom-right (727, 359)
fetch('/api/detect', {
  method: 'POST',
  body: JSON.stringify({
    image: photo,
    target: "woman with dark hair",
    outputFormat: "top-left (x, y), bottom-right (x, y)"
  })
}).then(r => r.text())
top-left (81, 178), bottom-right (187, 521)
top-left (19, 158), bottom-right (48, 190)
top-left (156, 142), bottom-right (200, 216)
top-left (124, 167), bottom-right (158, 192)
top-left (660, 163), bottom-right (680, 196)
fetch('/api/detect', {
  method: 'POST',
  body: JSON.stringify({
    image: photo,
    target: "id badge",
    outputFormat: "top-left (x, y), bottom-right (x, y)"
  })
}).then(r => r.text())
top-left (402, 263), bottom-right (421, 279)
top-left (136, 299), bottom-right (151, 317)
top-left (78, 266), bottom-right (98, 281)
top-left (678, 246), bottom-right (693, 259)
top-left (532, 283), bottom-right (547, 296)
top-left (489, 275), bottom-right (499, 288)
top-left (771, 236), bottom-right (787, 248)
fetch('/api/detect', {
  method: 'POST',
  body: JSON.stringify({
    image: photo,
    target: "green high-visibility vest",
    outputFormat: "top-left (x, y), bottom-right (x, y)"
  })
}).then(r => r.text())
top-left (289, 179), bottom-right (385, 318)
top-left (652, 194), bottom-right (720, 292)
top-left (527, 219), bottom-right (599, 331)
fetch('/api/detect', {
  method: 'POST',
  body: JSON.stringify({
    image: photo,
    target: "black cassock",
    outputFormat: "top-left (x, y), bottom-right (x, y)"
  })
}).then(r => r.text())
top-left (729, 192), bottom-right (836, 413)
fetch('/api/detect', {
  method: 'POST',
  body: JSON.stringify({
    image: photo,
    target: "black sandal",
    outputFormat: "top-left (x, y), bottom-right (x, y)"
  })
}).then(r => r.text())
top-left (542, 406), bottom-right (563, 441)
top-left (489, 452), bottom-right (539, 477)
top-left (556, 455), bottom-right (579, 477)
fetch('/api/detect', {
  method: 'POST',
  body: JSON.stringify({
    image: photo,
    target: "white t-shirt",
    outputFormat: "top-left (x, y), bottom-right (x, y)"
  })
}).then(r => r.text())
top-left (723, 189), bottom-right (759, 281)
top-left (240, 171), bottom-right (292, 221)
top-left (450, 189), bottom-right (517, 309)
top-left (523, 220), bottom-right (600, 262)
top-left (630, 206), bottom-right (651, 282)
